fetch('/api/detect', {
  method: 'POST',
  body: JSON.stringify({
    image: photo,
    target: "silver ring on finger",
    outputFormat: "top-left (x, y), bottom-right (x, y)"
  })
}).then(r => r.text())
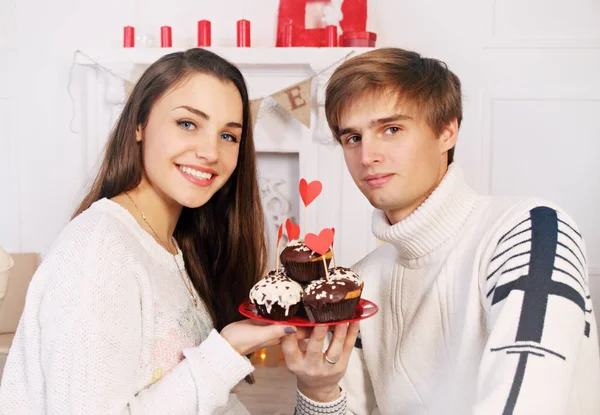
top-left (324, 355), bottom-right (338, 365)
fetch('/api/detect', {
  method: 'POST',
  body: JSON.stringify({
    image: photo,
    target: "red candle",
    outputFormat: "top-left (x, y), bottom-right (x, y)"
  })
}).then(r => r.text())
top-left (340, 31), bottom-right (377, 47)
top-left (282, 20), bottom-right (294, 47)
top-left (123, 26), bottom-right (135, 48)
top-left (160, 26), bottom-right (172, 48)
top-left (236, 19), bottom-right (251, 47)
top-left (198, 20), bottom-right (211, 47)
top-left (326, 25), bottom-right (338, 47)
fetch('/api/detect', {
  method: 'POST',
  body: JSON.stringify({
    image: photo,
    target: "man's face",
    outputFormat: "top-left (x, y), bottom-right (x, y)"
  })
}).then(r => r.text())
top-left (338, 90), bottom-right (457, 224)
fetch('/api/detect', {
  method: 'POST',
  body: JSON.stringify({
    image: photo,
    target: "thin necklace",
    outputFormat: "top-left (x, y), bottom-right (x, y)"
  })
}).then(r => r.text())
top-left (125, 192), bottom-right (200, 308)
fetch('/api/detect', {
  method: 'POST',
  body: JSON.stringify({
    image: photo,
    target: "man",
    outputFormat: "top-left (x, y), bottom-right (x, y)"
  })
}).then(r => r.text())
top-left (283, 48), bottom-right (600, 414)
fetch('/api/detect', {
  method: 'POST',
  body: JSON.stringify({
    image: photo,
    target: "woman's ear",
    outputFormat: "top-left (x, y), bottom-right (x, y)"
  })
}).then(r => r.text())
top-left (438, 118), bottom-right (458, 154)
top-left (135, 126), bottom-right (143, 142)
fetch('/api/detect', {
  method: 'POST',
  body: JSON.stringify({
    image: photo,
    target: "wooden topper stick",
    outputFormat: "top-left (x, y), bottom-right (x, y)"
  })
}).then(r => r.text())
top-left (276, 223), bottom-right (283, 271)
top-left (322, 255), bottom-right (329, 279)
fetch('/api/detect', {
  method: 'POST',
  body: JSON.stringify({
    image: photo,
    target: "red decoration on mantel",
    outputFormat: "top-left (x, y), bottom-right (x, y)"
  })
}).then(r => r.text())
top-left (340, 31), bottom-right (376, 47)
top-left (340, 0), bottom-right (367, 33)
top-left (326, 25), bottom-right (338, 46)
top-left (276, 0), bottom-right (303, 46)
top-left (160, 26), bottom-right (172, 48)
top-left (276, 0), bottom-right (371, 47)
top-left (123, 26), bottom-right (135, 48)
top-left (237, 19), bottom-right (251, 47)
top-left (197, 20), bottom-right (211, 46)
top-left (282, 20), bottom-right (294, 46)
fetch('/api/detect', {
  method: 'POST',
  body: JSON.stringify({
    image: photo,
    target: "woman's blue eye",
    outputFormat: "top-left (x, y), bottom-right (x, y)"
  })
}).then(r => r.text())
top-left (178, 120), bottom-right (196, 130)
top-left (221, 133), bottom-right (238, 143)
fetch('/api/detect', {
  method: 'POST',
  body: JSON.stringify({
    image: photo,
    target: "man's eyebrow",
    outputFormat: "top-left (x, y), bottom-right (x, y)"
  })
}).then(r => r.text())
top-left (368, 114), bottom-right (413, 127)
top-left (337, 114), bottom-right (413, 136)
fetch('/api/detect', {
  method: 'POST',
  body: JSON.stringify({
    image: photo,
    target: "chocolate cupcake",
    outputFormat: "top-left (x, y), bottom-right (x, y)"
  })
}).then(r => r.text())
top-left (302, 267), bottom-right (364, 323)
top-left (280, 239), bottom-right (333, 283)
top-left (249, 268), bottom-right (303, 321)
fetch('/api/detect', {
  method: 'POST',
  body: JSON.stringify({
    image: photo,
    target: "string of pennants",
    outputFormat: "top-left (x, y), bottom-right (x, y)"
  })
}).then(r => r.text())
top-left (73, 49), bottom-right (354, 131)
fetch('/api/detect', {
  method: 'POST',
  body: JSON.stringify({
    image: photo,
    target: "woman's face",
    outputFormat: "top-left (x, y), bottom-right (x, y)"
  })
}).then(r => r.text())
top-left (138, 73), bottom-right (243, 209)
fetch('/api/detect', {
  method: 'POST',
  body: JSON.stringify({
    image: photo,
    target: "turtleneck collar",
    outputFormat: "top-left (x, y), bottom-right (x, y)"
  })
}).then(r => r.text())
top-left (371, 163), bottom-right (480, 268)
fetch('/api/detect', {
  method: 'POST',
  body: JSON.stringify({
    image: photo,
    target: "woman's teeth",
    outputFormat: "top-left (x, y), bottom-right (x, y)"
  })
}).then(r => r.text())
top-left (179, 165), bottom-right (213, 180)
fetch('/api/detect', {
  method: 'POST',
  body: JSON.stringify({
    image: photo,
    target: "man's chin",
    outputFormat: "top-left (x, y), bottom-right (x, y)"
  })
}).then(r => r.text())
top-left (365, 196), bottom-right (389, 211)
top-left (366, 195), bottom-right (405, 214)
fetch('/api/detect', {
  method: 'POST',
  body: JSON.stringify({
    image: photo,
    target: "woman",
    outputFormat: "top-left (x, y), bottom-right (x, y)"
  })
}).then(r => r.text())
top-left (0, 48), bottom-right (298, 414)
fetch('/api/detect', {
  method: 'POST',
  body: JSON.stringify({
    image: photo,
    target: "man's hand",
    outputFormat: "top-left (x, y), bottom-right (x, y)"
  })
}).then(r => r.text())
top-left (282, 322), bottom-right (360, 402)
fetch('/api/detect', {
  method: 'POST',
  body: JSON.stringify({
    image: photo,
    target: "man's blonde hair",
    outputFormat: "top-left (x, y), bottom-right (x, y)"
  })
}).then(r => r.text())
top-left (325, 48), bottom-right (462, 165)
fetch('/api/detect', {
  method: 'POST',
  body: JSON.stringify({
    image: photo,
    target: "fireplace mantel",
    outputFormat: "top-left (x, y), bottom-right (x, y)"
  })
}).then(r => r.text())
top-left (74, 47), bottom-right (372, 69)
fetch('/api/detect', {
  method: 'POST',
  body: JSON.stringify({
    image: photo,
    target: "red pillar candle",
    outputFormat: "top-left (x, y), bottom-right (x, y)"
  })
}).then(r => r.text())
top-left (160, 26), bottom-right (172, 47)
top-left (198, 20), bottom-right (211, 46)
top-left (340, 31), bottom-right (377, 47)
top-left (282, 20), bottom-right (294, 47)
top-left (326, 25), bottom-right (338, 47)
top-left (236, 19), bottom-right (251, 47)
top-left (123, 26), bottom-right (135, 48)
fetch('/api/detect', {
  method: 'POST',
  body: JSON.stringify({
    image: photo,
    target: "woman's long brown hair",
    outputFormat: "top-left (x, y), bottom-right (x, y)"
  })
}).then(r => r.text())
top-left (73, 48), bottom-right (267, 332)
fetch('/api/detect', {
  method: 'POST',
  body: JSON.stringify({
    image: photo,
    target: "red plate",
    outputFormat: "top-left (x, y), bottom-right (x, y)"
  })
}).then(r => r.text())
top-left (238, 298), bottom-right (378, 327)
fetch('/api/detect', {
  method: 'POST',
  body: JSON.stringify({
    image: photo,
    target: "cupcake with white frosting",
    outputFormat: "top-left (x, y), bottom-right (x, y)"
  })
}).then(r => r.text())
top-left (249, 268), bottom-right (303, 321)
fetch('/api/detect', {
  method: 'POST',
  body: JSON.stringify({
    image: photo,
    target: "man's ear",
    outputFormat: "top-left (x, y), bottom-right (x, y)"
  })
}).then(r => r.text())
top-left (438, 118), bottom-right (458, 154)
top-left (135, 126), bottom-right (142, 143)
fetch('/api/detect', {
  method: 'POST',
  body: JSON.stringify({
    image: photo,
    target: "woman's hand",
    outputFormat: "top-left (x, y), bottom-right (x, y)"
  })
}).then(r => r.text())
top-left (220, 319), bottom-right (305, 356)
top-left (281, 322), bottom-right (360, 402)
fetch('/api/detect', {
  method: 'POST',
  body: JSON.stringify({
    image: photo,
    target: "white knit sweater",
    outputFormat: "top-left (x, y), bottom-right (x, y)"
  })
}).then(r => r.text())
top-left (0, 199), bottom-right (254, 414)
top-left (296, 164), bottom-right (600, 414)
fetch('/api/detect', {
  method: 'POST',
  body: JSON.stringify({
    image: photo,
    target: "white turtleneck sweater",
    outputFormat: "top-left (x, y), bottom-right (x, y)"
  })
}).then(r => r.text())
top-left (0, 198), bottom-right (254, 414)
top-left (296, 163), bottom-right (600, 414)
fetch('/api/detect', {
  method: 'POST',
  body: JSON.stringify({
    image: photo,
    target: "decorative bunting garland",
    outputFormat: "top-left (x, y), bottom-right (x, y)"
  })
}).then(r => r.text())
top-left (71, 49), bottom-right (353, 132)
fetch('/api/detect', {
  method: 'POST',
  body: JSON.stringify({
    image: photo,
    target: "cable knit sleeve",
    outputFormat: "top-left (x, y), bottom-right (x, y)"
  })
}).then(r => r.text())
top-left (2, 215), bottom-right (253, 414)
top-left (294, 334), bottom-right (377, 415)
top-left (476, 205), bottom-right (594, 414)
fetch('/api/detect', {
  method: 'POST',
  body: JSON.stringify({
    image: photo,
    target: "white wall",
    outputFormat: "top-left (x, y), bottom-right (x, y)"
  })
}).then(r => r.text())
top-left (1, 0), bottom-right (599, 312)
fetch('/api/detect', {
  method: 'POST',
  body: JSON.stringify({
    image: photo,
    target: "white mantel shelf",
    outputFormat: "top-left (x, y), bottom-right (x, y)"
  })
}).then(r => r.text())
top-left (74, 47), bottom-right (374, 70)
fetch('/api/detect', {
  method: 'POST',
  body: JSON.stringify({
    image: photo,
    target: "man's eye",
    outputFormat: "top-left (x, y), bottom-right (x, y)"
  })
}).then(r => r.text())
top-left (384, 126), bottom-right (400, 135)
top-left (346, 135), bottom-right (361, 144)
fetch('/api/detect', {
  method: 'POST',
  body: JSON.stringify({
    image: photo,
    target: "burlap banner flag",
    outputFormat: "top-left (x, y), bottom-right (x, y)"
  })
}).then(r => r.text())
top-left (249, 98), bottom-right (263, 130)
top-left (123, 78), bottom-right (310, 130)
top-left (272, 79), bottom-right (312, 128)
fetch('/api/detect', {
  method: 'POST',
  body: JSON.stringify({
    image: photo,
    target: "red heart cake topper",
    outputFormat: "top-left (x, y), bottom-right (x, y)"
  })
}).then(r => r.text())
top-left (305, 228), bottom-right (334, 256)
top-left (299, 179), bottom-right (322, 207)
top-left (277, 223), bottom-right (283, 246)
top-left (285, 218), bottom-right (300, 241)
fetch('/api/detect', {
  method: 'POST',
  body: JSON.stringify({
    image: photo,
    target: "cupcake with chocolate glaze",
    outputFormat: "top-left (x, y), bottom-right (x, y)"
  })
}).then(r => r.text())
top-left (249, 268), bottom-right (303, 321)
top-left (302, 267), bottom-right (364, 323)
top-left (280, 239), bottom-right (333, 283)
